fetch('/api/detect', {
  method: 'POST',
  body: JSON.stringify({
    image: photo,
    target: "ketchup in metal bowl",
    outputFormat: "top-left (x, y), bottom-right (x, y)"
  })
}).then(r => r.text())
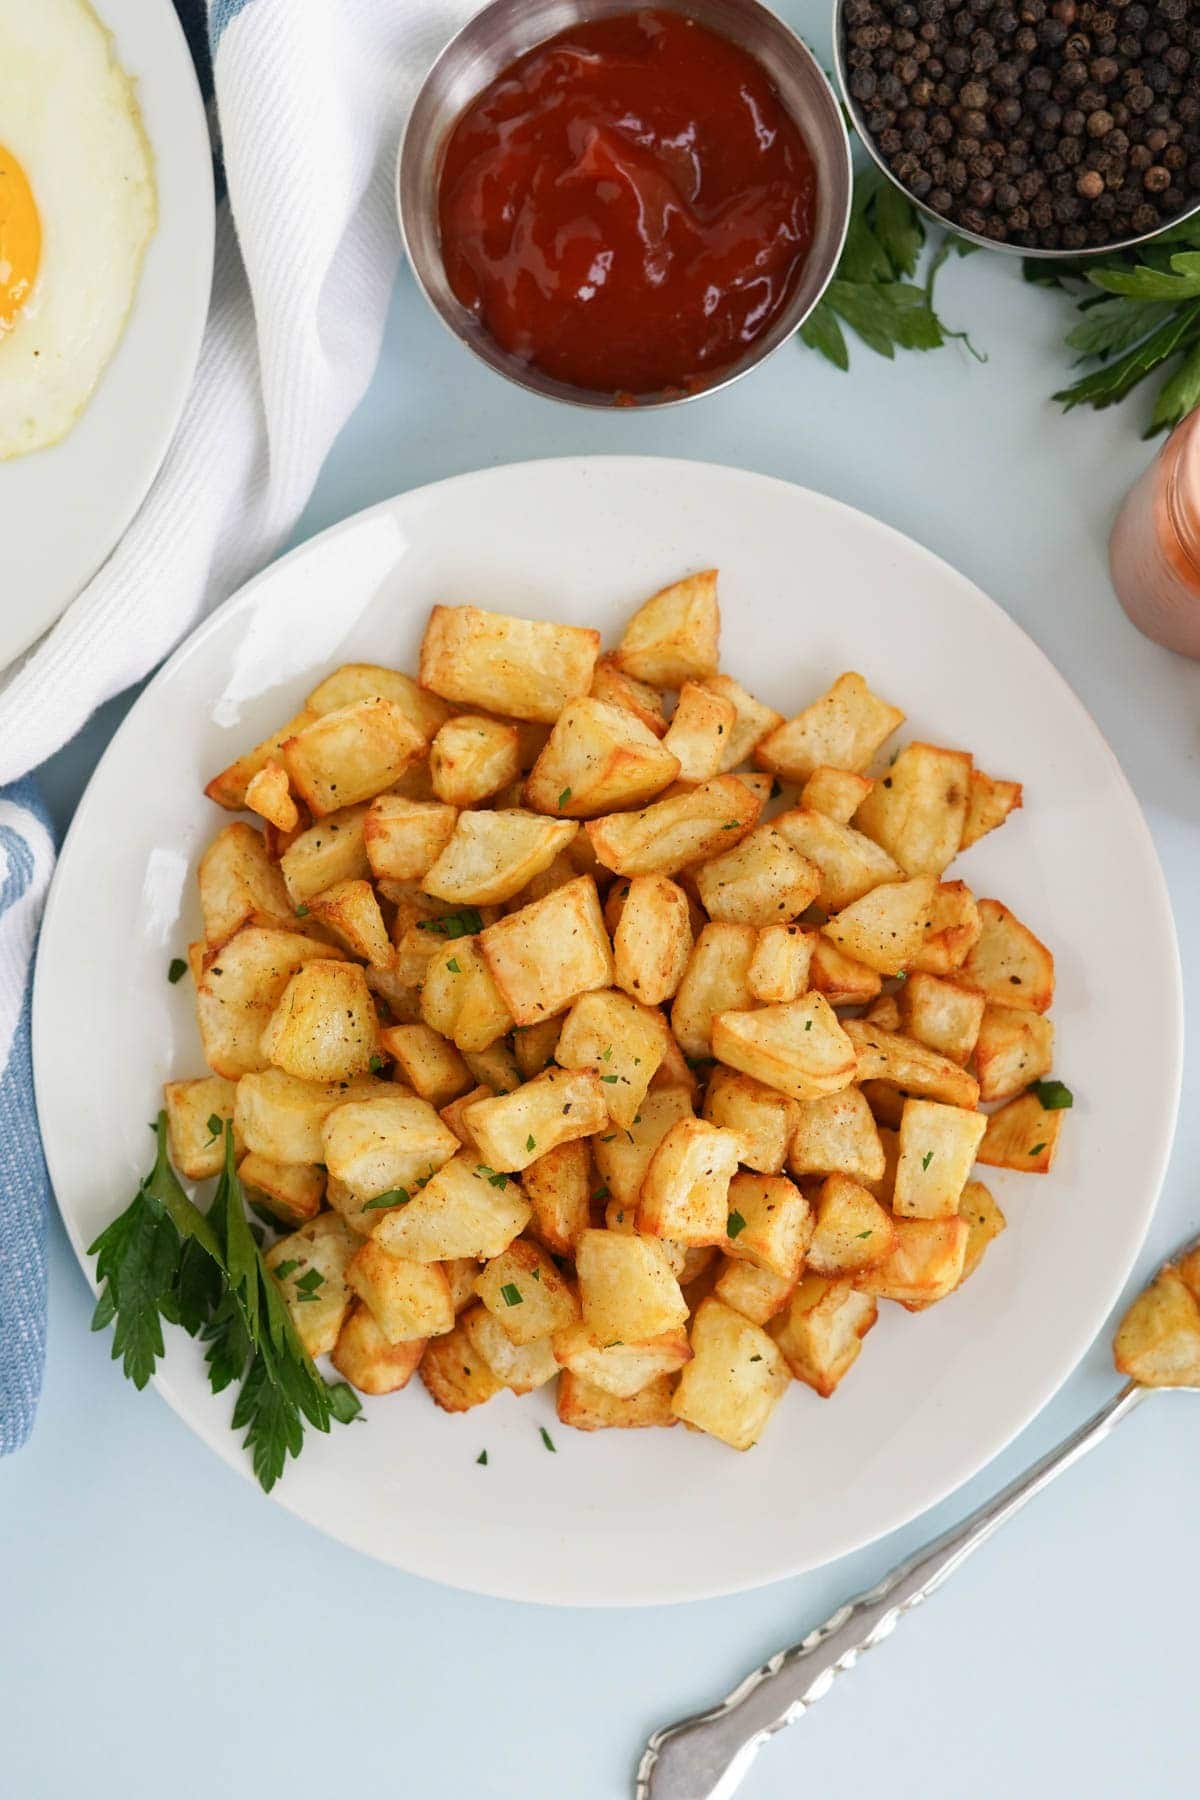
top-left (436, 9), bottom-right (818, 399)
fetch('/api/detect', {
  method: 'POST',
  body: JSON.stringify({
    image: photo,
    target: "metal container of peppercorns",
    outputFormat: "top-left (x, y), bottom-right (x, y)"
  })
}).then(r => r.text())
top-left (833, 0), bottom-right (1200, 258)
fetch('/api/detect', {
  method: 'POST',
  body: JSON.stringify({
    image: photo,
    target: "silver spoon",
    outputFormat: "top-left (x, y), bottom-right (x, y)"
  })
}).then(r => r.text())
top-left (636, 1235), bottom-right (1196, 1800)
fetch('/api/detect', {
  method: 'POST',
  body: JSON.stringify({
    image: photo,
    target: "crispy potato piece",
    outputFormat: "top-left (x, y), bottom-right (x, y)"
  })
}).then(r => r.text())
top-left (364, 796), bottom-right (457, 883)
top-left (523, 1138), bottom-right (591, 1255)
top-left (712, 995), bottom-right (856, 1102)
top-left (770, 1275), bottom-right (877, 1396)
top-left (576, 1228), bottom-right (688, 1341)
top-left (586, 775), bottom-right (759, 878)
top-left (324, 1173), bottom-right (382, 1237)
top-left (699, 674), bottom-right (784, 771)
top-left (806, 1175), bottom-right (896, 1275)
top-left (238, 1152), bottom-right (324, 1227)
top-left (958, 1179), bottom-right (1006, 1285)
top-left (199, 823), bottom-right (294, 944)
top-left (672, 1297), bottom-right (790, 1450)
top-left (724, 1171), bottom-right (812, 1280)
top-left (604, 1197), bottom-right (686, 1275)
top-left (429, 714), bottom-right (520, 807)
top-left (380, 1023), bottom-right (472, 1108)
top-left (474, 1238), bottom-right (579, 1344)
top-left (693, 826), bottom-right (820, 928)
top-left (1113, 1266), bottom-right (1200, 1388)
top-left (308, 878), bottom-right (391, 968)
top-left (266, 1214), bottom-right (358, 1358)
top-left (975, 1090), bottom-right (1064, 1174)
top-left (462, 1040), bottom-right (522, 1095)
top-left (788, 1088), bottom-right (885, 1184)
top-left (864, 992), bottom-right (903, 1031)
top-left (747, 924), bottom-right (815, 1005)
top-left (321, 1092), bottom-right (460, 1198)
top-left (163, 1076), bottom-right (241, 1181)
top-left (235, 1070), bottom-right (387, 1164)
top-left (844, 1019), bottom-right (981, 1108)
top-left (1175, 1247), bottom-right (1200, 1305)
top-left (554, 988), bottom-right (664, 1129)
top-left (854, 743), bottom-right (972, 878)
top-left (439, 1082), bottom-right (491, 1154)
top-left (860, 1124), bottom-right (901, 1205)
top-left (973, 1003), bottom-right (1054, 1102)
top-left (822, 875), bottom-right (937, 976)
top-left (639, 1118), bottom-right (742, 1245)
top-left (420, 605), bottom-right (600, 724)
top-left (772, 808), bottom-right (902, 911)
top-left (281, 698), bottom-right (425, 817)
top-left (420, 935), bottom-right (514, 1055)
top-left (809, 937), bottom-right (883, 1006)
top-left (465, 1066), bottom-right (607, 1171)
top-left (956, 898), bottom-right (1054, 1012)
top-left (592, 1086), bottom-right (694, 1208)
top-left (419, 1320), bottom-right (504, 1411)
top-left (856, 1216), bottom-right (970, 1307)
top-left (480, 876), bottom-right (613, 1026)
top-left (893, 1098), bottom-right (988, 1219)
top-left (514, 1018), bottom-right (563, 1080)
top-left (670, 921), bottom-right (758, 1059)
top-left (800, 766), bottom-right (874, 824)
top-left (589, 654), bottom-right (668, 737)
top-left (244, 760), bottom-right (299, 834)
top-left (260, 960), bottom-right (378, 1082)
top-left (662, 682), bottom-right (736, 784)
top-left (898, 973), bottom-right (985, 1067)
top-left (612, 875), bottom-right (693, 1005)
top-left (205, 709), bottom-right (319, 811)
top-left (526, 697), bottom-right (680, 818)
top-left (442, 1257), bottom-right (480, 1314)
top-left (552, 1322), bottom-right (691, 1398)
top-left (332, 1304), bottom-right (427, 1395)
top-left (755, 672), bottom-right (904, 782)
top-left (557, 1369), bottom-right (677, 1428)
top-left (306, 662), bottom-right (453, 740)
top-left (280, 803), bottom-right (371, 904)
top-left (702, 1066), bottom-right (795, 1175)
top-left (860, 1081), bottom-right (907, 1133)
top-left (907, 880), bottom-right (982, 976)
top-left (614, 569), bottom-right (720, 687)
top-left (424, 810), bottom-right (578, 908)
top-left (346, 1239), bottom-right (454, 1342)
top-left (505, 851), bottom-right (579, 910)
top-left (196, 927), bottom-right (345, 1079)
top-left (459, 1304), bottom-right (559, 1394)
top-left (371, 1151), bottom-right (531, 1261)
top-left (713, 1257), bottom-right (798, 1325)
top-left (961, 769), bottom-right (1023, 850)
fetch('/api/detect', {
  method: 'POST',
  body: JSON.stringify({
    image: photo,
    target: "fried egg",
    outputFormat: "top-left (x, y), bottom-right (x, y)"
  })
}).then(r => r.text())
top-left (0, 0), bottom-right (157, 461)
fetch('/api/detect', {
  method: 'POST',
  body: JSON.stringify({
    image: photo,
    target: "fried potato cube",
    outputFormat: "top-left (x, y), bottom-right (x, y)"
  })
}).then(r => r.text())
top-left (788, 1087), bottom-right (885, 1184)
top-left (280, 803), bottom-right (371, 904)
top-left (439, 1082), bottom-right (491, 1154)
top-left (419, 1320), bottom-right (504, 1411)
top-left (822, 875), bottom-right (937, 976)
top-left (856, 1216), bottom-right (970, 1307)
top-left (462, 1040), bottom-right (522, 1095)
top-left (331, 1306), bottom-right (426, 1394)
top-left (205, 708), bottom-right (319, 810)
top-left (1113, 1266), bottom-right (1200, 1388)
top-left (898, 972), bottom-right (985, 1067)
top-left (699, 673), bottom-right (784, 771)
top-left (266, 1213), bottom-right (358, 1358)
top-left (523, 1138), bottom-right (591, 1255)
top-left (843, 1020), bottom-right (981, 1109)
top-left (893, 1098), bottom-right (988, 1219)
top-left (480, 876), bottom-right (613, 1026)
top-left (379, 1023), bottom-right (472, 1108)
top-left (973, 1003), bottom-right (1054, 1102)
top-left (713, 1257), bottom-right (798, 1325)
top-left (864, 992), bottom-right (903, 1031)
top-left (639, 1118), bottom-right (742, 1245)
top-left (724, 1171), bottom-right (812, 1280)
top-left (907, 880), bottom-right (982, 976)
top-left (514, 1018), bottom-right (562, 1080)
top-left (429, 714), bottom-right (521, 808)
top-left (281, 697), bottom-right (425, 817)
top-left (589, 653), bottom-right (668, 737)
top-left (420, 604), bottom-right (600, 724)
top-left (576, 1228), bottom-right (688, 1341)
top-left (554, 989), bottom-right (663, 1129)
top-left (525, 697), bottom-right (680, 819)
top-left (308, 878), bottom-right (392, 968)
top-left (612, 875), bottom-right (692, 1005)
top-left (861, 1124), bottom-right (901, 1204)
top-left (614, 569), bottom-right (720, 687)
top-left (552, 1321), bottom-right (691, 1398)
top-left (439, 1257), bottom-right (478, 1314)
top-left (747, 924), bottom-right (815, 1005)
top-left (424, 810), bottom-right (578, 907)
top-left (260, 959), bottom-right (378, 1082)
top-left (770, 1275), bottom-right (877, 1396)
top-left (662, 681), bottom-right (737, 784)
top-left (772, 808), bottom-right (902, 911)
top-left (321, 1092), bottom-right (460, 1199)
top-left (670, 921), bottom-right (758, 1059)
top-left (474, 1238), bottom-right (579, 1344)
top-left (604, 1197), bottom-right (686, 1274)
top-left (465, 1066), bottom-right (607, 1172)
top-left (800, 766), bottom-right (874, 824)
top-left (853, 742), bottom-right (972, 878)
top-left (235, 1069), bottom-right (387, 1163)
top-left (557, 1369), bottom-right (677, 1429)
top-left (198, 822), bottom-right (294, 945)
top-left (346, 1239), bottom-right (454, 1342)
top-left (1176, 1246), bottom-right (1200, 1305)
top-left (808, 937), bottom-right (883, 1007)
top-left (459, 1304), bottom-right (559, 1393)
top-left (238, 1152), bottom-right (324, 1226)
top-left (163, 1075), bottom-right (241, 1180)
top-left (712, 995), bottom-right (856, 1102)
top-left (958, 1179), bottom-right (1006, 1285)
top-left (196, 927), bottom-right (345, 1079)
top-left (975, 1090), bottom-right (1064, 1174)
top-left (755, 672), bottom-right (904, 782)
top-left (702, 1066), bottom-right (795, 1174)
top-left (961, 769), bottom-right (1023, 850)
top-left (363, 796), bottom-right (457, 883)
top-left (371, 1152), bottom-right (531, 1261)
top-left (693, 826), bottom-right (820, 928)
top-left (420, 935), bottom-right (514, 1055)
top-left (243, 760), bottom-right (299, 833)
top-left (672, 1297), bottom-right (790, 1450)
top-left (593, 1086), bottom-right (694, 1208)
top-left (806, 1175), bottom-right (896, 1275)
top-left (306, 662), bottom-right (452, 739)
top-left (586, 775), bottom-right (759, 878)
top-left (956, 898), bottom-right (1054, 1012)
top-left (325, 1172), bottom-right (383, 1237)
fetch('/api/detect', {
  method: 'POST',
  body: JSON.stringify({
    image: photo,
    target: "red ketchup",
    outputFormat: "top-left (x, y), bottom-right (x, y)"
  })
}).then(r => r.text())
top-left (437, 9), bottom-right (818, 399)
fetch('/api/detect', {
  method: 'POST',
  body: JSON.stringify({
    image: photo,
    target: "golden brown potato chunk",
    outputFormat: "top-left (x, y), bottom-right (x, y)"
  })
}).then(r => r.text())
top-left (419, 935), bottom-right (514, 1056)
top-left (419, 604), bottom-right (600, 724)
top-left (306, 662), bottom-right (454, 740)
top-left (956, 898), bottom-right (1054, 1012)
top-left (423, 810), bottom-right (578, 907)
top-left (235, 1069), bottom-right (388, 1165)
top-left (960, 769), bottom-right (1023, 850)
top-left (843, 1020), bottom-right (981, 1109)
top-left (196, 927), bottom-right (345, 1080)
top-left (702, 1065), bottom-right (796, 1175)
top-left (321, 1092), bottom-right (460, 1199)
top-left (379, 1023), bottom-right (473, 1109)
top-left (772, 808), bottom-right (902, 911)
top-left (244, 761), bottom-right (299, 833)
top-left (856, 1216), bottom-right (970, 1307)
top-left (747, 924), bottom-right (816, 1005)
top-left (822, 875), bottom-right (938, 976)
top-left (662, 681), bottom-right (737, 784)
top-left (260, 960), bottom-right (378, 1083)
top-left (332, 1304), bottom-right (427, 1395)
top-left (800, 766), bottom-right (874, 824)
top-left (854, 742), bottom-right (973, 878)
top-left (474, 1238), bottom-right (579, 1345)
top-left (198, 822), bottom-right (294, 946)
top-left (419, 1320), bottom-right (504, 1411)
top-left (430, 714), bottom-right (521, 807)
top-left (670, 921), bottom-right (758, 1060)
top-left (713, 1258), bottom-right (798, 1326)
top-left (346, 1239), bottom-right (454, 1342)
top-left (693, 827), bottom-right (821, 928)
top-left (480, 876), bottom-right (613, 1026)
top-left (1113, 1266), bottom-right (1200, 1388)
top-left (614, 569), bottom-right (720, 687)
top-left (554, 988), bottom-right (664, 1129)
top-left (957, 1179), bottom-right (1006, 1286)
top-left (806, 1175), bottom-right (896, 1276)
top-left (755, 672), bottom-right (904, 782)
top-left (723, 1171), bottom-right (813, 1281)
top-left (589, 653), bottom-right (668, 737)
top-left (639, 1118), bottom-right (742, 1245)
top-left (460, 1304), bottom-right (560, 1395)
top-left (266, 1213), bottom-right (358, 1358)
top-left (238, 1153), bottom-right (324, 1227)
top-left (363, 796), bottom-right (457, 884)
top-left (975, 1090), bottom-right (1064, 1174)
top-left (557, 1370), bottom-right (678, 1430)
top-left (808, 937), bottom-right (884, 1007)
top-left (281, 697), bottom-right (425, 816)
top-left (526, 697), bottom-right (680, 818)
top-left (700, 673), bottom-right (784, 770)
top-left (371, 1152), bottom-right (531, 1262)
top-left (770, 1275), bottom-right (877, 1397)
top-left (898, 973), bottom-right (985, 1068)
top-left (613, 875), bottom-right (693, 1005)
top-left (592, 1085), bottom-right (694, 1208)
top-left (712, 995), bottom-right (856, 1102)
top-left (576, 1228), bottom-right (689, 1342)
top-left (163, 1075), bottom-right (241, 1181)
top-left (972, 1003), bottom-right (1054, 1102)
top-left (522, 1138), bottom-right (592, 1256)
top-left (308, 878), bottom-right (392, 968)
top-left (466, 1066), bottom-right (608, 1172)
top-left (893, 1098), bottom-right (989, 1220)
top-left (671, 1297), bottom-right (790, 1450)
top-left (586, 775), bottom-right (760, 878)
top-left (279, 803), bottom-right (372, 904)
top-left (205, 709), bottom-right (318, 811)
top-left (788, 1088), bottom-right (885, 1184)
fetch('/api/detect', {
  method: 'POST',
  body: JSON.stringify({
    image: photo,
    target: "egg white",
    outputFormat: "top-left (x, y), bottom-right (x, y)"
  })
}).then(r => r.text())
top-left (0, 0), bottom-right (158, 461)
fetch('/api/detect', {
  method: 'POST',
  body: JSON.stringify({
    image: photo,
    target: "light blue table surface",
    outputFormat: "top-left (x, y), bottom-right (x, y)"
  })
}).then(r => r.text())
top-left (7, 10), bottom-right (1200, 1792)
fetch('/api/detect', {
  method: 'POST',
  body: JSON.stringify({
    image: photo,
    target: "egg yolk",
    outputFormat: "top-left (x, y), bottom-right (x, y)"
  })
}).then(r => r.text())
top-left (0, 144), bottom-right (40, 334)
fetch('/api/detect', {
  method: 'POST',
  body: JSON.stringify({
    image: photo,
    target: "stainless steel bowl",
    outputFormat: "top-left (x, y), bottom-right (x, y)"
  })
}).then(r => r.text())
top-left (398, 0), bottom-right (853, 408)
top-left (831, 0), bottom-right (1200, 261)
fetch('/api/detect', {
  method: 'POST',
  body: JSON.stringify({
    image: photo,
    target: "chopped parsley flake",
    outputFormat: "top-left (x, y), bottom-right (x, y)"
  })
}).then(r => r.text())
top-left (476, 1449), bottom-right (488, 1466)
top-left (476, 1165), bottom-right (509, 1189)
top-left (727, 1209), bottom-right (747, 1239)
top-left (272, 1259), bottom-right (301, 1281)
top-left (294, 904), bottom-right (310, 918)
top-left (1029, 1142), bottom-right (1047, 1157)
top-left (363, 1187), bottom-right (411, 1210)
top-left (167, 957), bottom-right (187, 984)
top-left (601, 1045), bottom-right (613, 1062)
top-left (446, 957), bottom-right (461, 974)
top-left (557, 788), bottom-right (572, 810)
top-left (294, 1268), bottom-right (324, 1294)
top-left (417, 908), bottom-right (484, 939)
top-left (855, 1230), bottom-right (874, 1240)
top-left (205, 1113), bottom-right (224, 1142)
top-left (369, 1054), bottom-right (384, 1073)
top-left (500, 1282), bottom-right (523, 1307)
top-left (539, 1426), bottom-right (557, 1453)
top-left (804, 1020), bottom-right (812, 1031)
top-left (1030, 1079), bottom-right (1073, 1110)
top-left (526, 1134), bottom-right (536, 1152)
top-left (592, 1185), bottom-right (610, 1202)
top-left (600, 1073), bottom-right (618, 1084)
top-left (921, 1150), bottom-right (934, 1171)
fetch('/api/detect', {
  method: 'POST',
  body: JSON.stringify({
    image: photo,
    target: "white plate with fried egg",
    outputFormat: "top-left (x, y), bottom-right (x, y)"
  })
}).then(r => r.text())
top-left (0, 0), bottom-right (213, 669)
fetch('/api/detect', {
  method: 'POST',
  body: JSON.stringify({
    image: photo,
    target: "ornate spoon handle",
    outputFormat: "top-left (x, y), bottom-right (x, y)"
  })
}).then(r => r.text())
top-left (636, 1382), bottom-right (1148, 1800)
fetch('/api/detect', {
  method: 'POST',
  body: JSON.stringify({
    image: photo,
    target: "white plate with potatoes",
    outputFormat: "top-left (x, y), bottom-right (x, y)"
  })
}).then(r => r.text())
top-left (33, 457), bottom-right (1182, 1605)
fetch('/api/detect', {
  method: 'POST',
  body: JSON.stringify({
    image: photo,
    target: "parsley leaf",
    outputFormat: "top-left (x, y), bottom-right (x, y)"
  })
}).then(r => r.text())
top-left (1029, 1142), bottom-right (1047, 1157)
top-left (727, 1209), bottom-right (747, 1239)
top-left (362, 1187), bottom-right (411, 1211)
top-left (475, 1164), bottom-right (509, 1189)
top-left (539, 1426), bottom-right (557, 1453)
top-left (167, 957), bottom-right (187, 985)
top-left (477, 1449), bottom-right (488, 1465)
top-left (416, 908), bottom-right (483, 939)
top-left (1030, 1079), bottom-right (1073, 1111)
top-left (526, 1134), bottom-right (536, 1152)
top-left (921, 1150), bottom-right (934, 1171)
top-left (500, 1282), bottom-right (523, 1307)
top-left (557, 787), bottom-right (572, 810)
